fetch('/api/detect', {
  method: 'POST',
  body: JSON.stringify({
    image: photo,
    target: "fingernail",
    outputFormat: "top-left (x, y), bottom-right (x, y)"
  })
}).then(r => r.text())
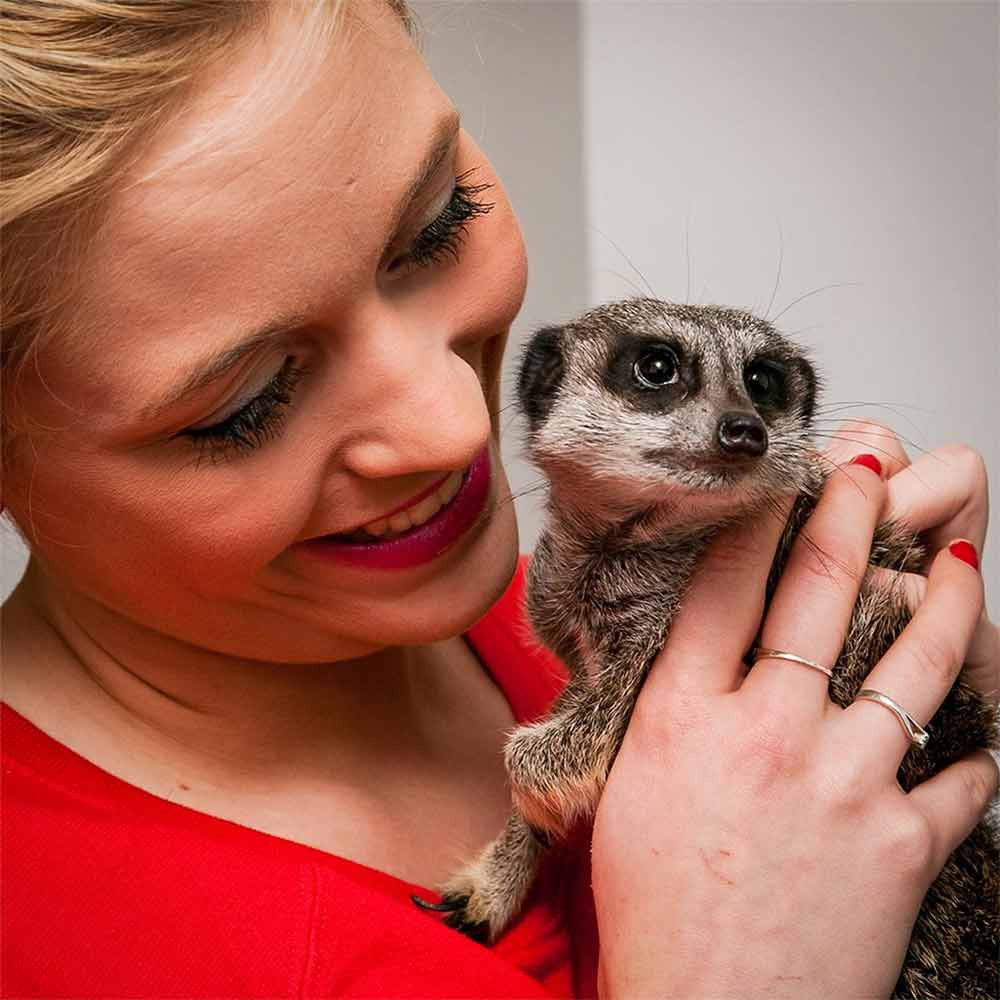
top-left (849, 453), bottom-right (883, 477)
top-left (948, 539), bottom-right (980, 570)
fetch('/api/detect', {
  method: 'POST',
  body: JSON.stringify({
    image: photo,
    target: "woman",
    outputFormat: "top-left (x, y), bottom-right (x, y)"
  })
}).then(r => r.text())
top-left (2, 1), bottom-right (996, 996)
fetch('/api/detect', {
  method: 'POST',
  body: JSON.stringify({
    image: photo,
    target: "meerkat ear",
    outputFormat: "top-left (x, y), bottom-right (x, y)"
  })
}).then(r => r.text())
top-left (517, 325), bottom-right (566, 429)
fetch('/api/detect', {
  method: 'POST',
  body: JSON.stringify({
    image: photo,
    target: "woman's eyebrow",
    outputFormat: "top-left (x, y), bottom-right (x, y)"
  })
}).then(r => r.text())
top-left (141, 112), bottom-right (461, 423)
top-left (382, 109), bottom-right (462, 244)
top-left (140, 317), bottom-right (303, 420)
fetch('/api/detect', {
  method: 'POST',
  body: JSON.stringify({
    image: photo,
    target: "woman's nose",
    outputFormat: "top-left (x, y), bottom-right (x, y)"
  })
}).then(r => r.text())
top-left (338, 333), bottom-right (492, 480)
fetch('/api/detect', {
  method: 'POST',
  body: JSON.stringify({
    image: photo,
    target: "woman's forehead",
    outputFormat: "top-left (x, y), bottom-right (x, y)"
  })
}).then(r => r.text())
top-left (65, 1), bottom-right (448, 370)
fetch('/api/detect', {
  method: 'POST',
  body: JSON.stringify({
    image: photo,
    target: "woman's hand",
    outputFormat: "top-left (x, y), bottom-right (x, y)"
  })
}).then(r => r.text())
top-left (592, 423), bottom-right (998, 999)
top-left (824, 421), bottom-right (997, 705)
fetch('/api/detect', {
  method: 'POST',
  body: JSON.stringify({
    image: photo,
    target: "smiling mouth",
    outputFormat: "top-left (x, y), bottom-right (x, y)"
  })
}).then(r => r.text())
top-left (329, 469), bottom-right (466, 544)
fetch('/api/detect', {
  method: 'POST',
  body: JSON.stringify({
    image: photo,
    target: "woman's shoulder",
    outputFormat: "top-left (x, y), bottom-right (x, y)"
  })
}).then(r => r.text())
top-left (465, 554), bottom-right (568, 725)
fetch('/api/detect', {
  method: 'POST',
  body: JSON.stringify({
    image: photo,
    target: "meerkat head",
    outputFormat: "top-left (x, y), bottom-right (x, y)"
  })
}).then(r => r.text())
top-left (517, 298), bottom-right (820, 524)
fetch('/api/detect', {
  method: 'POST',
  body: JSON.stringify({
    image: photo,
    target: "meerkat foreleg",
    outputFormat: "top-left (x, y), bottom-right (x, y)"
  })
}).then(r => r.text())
top-left (413, 647), bottom-right (647, 942)
top-left (504, 681), bottom-right (628, 839)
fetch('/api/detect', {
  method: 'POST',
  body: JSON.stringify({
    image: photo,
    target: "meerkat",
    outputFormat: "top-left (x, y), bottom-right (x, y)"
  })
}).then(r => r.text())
top-left (414, 299), bottom-right (998, 1000)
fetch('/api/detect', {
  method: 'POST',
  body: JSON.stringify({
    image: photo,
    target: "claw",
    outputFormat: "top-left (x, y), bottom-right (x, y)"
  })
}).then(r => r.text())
top-left (445, 911), bottom-right (490, 943)
top-left (411, 892), bottom-right (467, 913)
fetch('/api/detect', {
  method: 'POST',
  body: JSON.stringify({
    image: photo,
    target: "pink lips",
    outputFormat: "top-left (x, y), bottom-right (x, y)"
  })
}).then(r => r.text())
top-left (301, 446), bottom-right (492, 570)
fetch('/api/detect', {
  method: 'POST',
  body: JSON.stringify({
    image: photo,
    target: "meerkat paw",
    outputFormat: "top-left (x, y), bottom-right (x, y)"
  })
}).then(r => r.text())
top-left (411, 869), bottom-right (493, 943)
top-left (411, 814), bottom-right (545, 944)
top-left (412, 864), bottom-right (518, 944)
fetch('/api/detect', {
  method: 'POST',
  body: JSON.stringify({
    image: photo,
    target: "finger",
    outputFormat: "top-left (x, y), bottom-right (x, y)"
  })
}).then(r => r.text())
top-left (649, 498), bottom-right (793, 695)
top-left (743, 455), bottom-right (888, 712)
top-left (885, 444), bottom-right (989, 556)
top-left (962, 617), bottom-right (1000, 708)
top-left (842, 540), bottom-right (985, 768)
top-left (821, 420), bottom-right (910, 478)
top-left (907, 750), bottom-right (1000, 876)
top-left (868, 567), bottom-right (999, 705)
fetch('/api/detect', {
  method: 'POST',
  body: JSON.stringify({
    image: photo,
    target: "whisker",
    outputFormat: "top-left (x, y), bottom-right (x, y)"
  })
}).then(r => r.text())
top-left (810, 428), bottom-right (938, 464)
top-left (764, 221), bottom-right (784, 322)
top-left (684, 209), bottom-right (692, 304)
top-left (594, 269), bottom-right (647, 299)
top-left (770, 281), bottom-right (860, 324)
top-left (812, 400), bottom-right (929, 442)
top-left (590, 226), bottom-right (659, 300)
top-left (815, 399), bottom-right (933, 416)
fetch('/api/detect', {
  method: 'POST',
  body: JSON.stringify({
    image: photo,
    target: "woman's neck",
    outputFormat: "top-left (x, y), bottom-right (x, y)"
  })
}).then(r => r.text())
top-left (1, 560), bottom-right (501, 791)
top-left (2, 561), bottom-right (517, 886)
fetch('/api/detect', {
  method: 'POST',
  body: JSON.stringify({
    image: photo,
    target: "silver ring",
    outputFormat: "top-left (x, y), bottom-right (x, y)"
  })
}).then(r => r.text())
top-left (855, 689), bottom-right (930, 749)
top-left (752, 646), bottom-right (833, 680)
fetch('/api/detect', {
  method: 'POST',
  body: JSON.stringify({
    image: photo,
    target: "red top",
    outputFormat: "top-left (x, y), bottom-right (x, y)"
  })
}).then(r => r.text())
top-left (1, 556), bottom-right (599, 998)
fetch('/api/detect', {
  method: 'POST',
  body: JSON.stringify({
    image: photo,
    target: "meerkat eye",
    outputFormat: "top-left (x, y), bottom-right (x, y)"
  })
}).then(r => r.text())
top-left (633, 345), bottom-right (680, 389)
top-left (745, 360), bottom-right (787, 407)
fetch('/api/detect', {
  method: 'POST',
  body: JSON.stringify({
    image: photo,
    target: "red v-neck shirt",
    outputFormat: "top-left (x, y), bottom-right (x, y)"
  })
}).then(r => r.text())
top-left (2, 556), bottom-right (599, 998)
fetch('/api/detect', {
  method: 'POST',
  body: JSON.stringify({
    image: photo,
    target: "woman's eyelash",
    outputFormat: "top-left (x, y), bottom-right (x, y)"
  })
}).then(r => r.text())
top-left (402, 168), bottom-right (494, 269)
top-left (182, 357), bottom-right (308, 467)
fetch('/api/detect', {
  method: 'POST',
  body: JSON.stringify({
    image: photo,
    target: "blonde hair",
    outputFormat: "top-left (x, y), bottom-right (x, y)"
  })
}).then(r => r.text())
top-left (0, 0), bottom-right (413, 448)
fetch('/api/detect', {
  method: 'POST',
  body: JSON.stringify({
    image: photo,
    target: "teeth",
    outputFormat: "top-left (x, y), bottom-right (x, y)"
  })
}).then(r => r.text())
top-left (346, 469), bottom-right (465, 542)
top-left (436, 470), bottom-right (462, 505)
top-left (387, 510), bottom-right (414, 534)
top-left (407, 489), bottom-right (445, 526)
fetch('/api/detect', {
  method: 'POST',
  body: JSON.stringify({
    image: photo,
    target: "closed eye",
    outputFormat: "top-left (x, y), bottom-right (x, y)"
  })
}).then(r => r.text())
top-left (180, 356), bottom-right (309, 466)
top-left (388, 168), bottom-right (494, 273)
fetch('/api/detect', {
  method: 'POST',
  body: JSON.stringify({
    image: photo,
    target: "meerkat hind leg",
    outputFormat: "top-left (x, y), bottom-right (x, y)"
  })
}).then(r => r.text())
top-left (412, 812), bottom-right (545, 943)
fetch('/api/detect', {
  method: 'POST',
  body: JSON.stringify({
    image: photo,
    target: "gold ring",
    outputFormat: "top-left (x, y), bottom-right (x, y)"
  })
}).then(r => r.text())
top-left (752, 646), bottom-right (834, 680)
top-left (855, 689), bottom-right (930, 749)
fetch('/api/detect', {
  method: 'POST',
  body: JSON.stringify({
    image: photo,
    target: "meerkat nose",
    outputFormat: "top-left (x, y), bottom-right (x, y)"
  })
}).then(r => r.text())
top-left (716, 411), bottom-right (769, 457)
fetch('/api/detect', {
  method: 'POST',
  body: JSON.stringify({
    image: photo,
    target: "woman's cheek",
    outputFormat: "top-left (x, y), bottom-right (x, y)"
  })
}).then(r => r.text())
top-left (76, 455), bottom-right (320, 588)
top-left (447, 192), bottom-right (528, 342)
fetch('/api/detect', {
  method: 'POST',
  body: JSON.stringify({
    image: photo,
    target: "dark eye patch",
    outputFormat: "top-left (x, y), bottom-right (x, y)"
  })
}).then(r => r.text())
top-left (605, 337), bottom-right (695, 413)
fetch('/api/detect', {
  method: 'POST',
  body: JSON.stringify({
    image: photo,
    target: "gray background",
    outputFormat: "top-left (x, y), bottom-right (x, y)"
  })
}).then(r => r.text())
top-left (2, 1), bottom-right (997, 614)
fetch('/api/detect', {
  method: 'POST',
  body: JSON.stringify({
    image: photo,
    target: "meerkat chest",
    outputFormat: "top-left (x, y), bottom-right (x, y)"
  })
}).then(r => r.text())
top-left (530, 536), bottom-right (699, 679)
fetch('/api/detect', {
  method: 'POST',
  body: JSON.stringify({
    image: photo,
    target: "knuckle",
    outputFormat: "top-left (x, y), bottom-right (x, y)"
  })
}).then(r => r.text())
top-left (629, 686), bottom-right (708, 752)
top-left (813, 757), bottom-right (866, 812)
top-left (794, 527), bottom-right (868, 590)
top-left (878, 805), bottom-right (936, 876)
top-left (958, 761), bottom-right (996, 811)
top-left (739, 710), bottom-right (802, 786)
top-left (936, 443), bottom-right (988, 493)
top-left (906, 628), bottom-right (960, 687)
top-left (895, 813), bottom-right (936, 874)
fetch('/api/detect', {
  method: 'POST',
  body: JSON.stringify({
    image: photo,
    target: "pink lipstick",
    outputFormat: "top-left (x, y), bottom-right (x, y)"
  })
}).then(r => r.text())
top-left (301, 446), bottom-right (492, 570)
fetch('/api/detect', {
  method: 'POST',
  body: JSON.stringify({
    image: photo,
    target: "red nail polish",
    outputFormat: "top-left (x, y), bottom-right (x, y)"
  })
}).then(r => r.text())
top-left (849, 453), bottom-right (883, 477)
top-left (949, 540), bottom-right (980, 570)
